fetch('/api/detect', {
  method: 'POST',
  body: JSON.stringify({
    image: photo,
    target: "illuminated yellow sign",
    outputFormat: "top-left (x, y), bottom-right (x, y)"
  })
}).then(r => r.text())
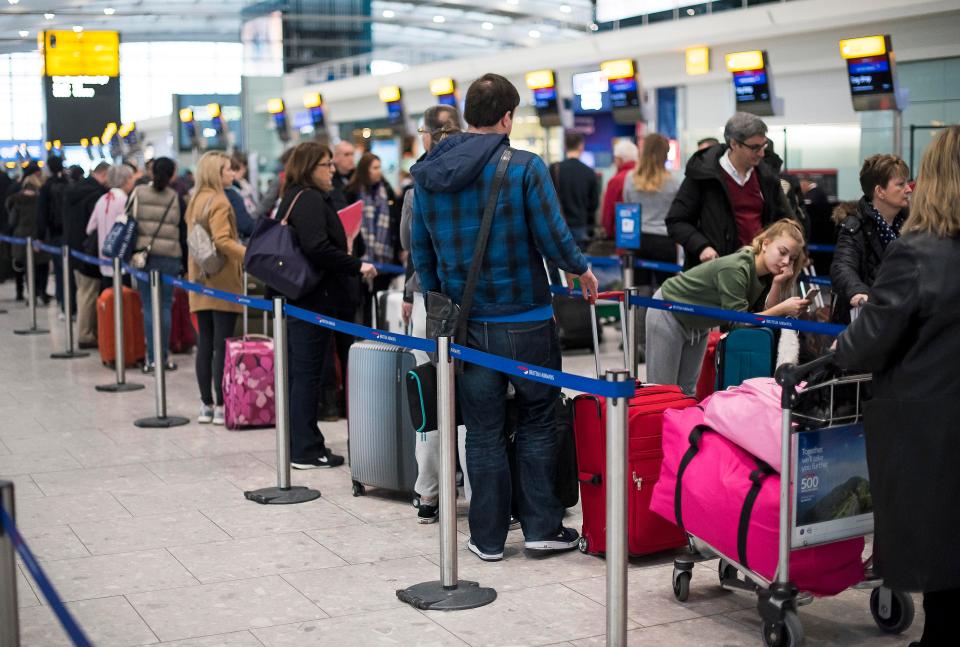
top-left (601, 59), bottom-right (635, 81)
top-left (524, 69), bottom-right (555, 90)
top-left (178, 108), bottom-right (194, 123)
top-left (5, 162), bottom-right (15, 169)
top-left (379, 86), bottom-right (402, 103)
top-left (303, 92), bottom-right (323, 109)
top-left (42, 30), bottom-right (119, 77)
top-left (44, 141), bottom-right (53, 151)
top-left (102, 122), bottom-right (117, 143)
top-left (91, 136), bottom-right (100, 145)
top-left (725, 50), bottom-right (765, 73)
top-left (80, 138), bottom-right (89, 147)
top-left (117, 122), bottom-right (135, 137)
top-left (267, 98), bottom-right (285, 114)
top-left (207, 103), bottom-right (222, 119)
top-left (430, 78), bottom-right (456, 96)
top-left (685, 46), bottom-right (710, 76)
top-left (53, 139), bottom-right (61, 148)
top-left (839, 35), bottom-right (887, 59)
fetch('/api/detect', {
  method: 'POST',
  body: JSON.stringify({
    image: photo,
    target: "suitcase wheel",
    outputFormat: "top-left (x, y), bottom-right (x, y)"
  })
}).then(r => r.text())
top-left (577, 537), bottom-right (589, 554)
top-left (352, 481), bottom-right (366, 497)
top-left (672, 570), bottom-right (691, 602)
top-left (869, 587), bottom-right (915, 635)
top-left (761, 609), bottom-right (803, 647)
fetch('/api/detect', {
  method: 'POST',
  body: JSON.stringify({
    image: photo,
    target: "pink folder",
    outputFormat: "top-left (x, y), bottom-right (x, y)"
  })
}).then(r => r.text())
top-left (338, 200), bottom-right (363, 252)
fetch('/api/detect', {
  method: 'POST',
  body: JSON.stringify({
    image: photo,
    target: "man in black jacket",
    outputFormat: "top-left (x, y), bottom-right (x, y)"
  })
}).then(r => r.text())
top-left (552, 131), bottom-right (598, 247)
top-left (63, 162), bottom-right (109, 348)
top-left (666, 112), bottom-right (791, 269)
top-left (37, 155), bottom-right (70, 313)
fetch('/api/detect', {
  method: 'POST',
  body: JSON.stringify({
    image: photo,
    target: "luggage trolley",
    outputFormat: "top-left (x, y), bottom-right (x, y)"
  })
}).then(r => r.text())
top-left (669, 354), bottom-right (915, 646)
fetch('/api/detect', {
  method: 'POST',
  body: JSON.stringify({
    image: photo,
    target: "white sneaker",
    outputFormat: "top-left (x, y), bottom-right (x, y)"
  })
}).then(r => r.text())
top-left (212, 406), bottom-right (225, 426)
top-left (198, 404), bottom-right (214, 424)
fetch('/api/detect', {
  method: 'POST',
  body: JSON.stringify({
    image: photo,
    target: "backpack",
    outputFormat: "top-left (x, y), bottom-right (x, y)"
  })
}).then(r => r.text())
top-left (187, 197), bottom-right (225, 278)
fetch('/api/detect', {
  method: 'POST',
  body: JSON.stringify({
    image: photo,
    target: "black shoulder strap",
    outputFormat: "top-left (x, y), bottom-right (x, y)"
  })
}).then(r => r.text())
top-left (737, 459), bottom-right (775, 570)
top-left (674, 424), bottom-right (708, 532)
top-left (455, 148), bottom-right (513, 345)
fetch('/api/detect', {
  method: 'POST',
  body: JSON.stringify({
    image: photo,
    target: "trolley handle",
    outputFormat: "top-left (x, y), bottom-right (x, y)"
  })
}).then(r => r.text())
top-left (775, 352), bottom-right (836, 408)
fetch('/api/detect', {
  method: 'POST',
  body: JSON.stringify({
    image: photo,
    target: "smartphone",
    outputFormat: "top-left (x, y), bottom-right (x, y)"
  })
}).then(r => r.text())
top-left (802, 286), bottom-right (821, 302)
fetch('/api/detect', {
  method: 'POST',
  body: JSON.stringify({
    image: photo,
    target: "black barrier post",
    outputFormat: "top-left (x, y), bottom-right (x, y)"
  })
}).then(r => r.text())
top-left (245, 297), bottom-right (321, 505)
top-left (14, 238), bottom-right (49, 336)
top-left (50, 245), bottom-right (89, 359)
top-left (96, 258), bottom-right (145, 392)
top-left (397, 335), bottom-right (497, 611)
top-left (134, 271), bottom-right (189, 428)
top-left (621, 251), bottom-right (635, 290)
top-left (0, 481), bottom-right (18, 647)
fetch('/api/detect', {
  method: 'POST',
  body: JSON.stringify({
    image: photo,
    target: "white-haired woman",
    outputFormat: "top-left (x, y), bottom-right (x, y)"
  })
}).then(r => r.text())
top-left (86, 164), bottom-right (136, 291)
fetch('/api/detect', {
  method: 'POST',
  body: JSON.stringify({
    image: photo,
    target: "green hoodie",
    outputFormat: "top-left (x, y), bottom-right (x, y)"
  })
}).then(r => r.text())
top-left (659, 248), bottom-right (771, 331)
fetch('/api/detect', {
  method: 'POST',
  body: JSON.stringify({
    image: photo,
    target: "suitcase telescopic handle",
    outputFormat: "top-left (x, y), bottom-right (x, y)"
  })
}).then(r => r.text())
top-left (775, 351), bottom-right (836, 408)
top-left (589, 291), bottom-right (627, 380)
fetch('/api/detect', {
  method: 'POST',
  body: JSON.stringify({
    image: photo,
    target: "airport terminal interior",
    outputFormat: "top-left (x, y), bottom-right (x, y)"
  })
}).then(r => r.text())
top-left (1, 0), bottom-right (959, 645)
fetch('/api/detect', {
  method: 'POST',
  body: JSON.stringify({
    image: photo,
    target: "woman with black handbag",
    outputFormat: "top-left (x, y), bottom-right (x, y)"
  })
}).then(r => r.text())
top-left (276, 142), bottom-right (376, 469)
top-left (131, 157), bottom-right (186, 373)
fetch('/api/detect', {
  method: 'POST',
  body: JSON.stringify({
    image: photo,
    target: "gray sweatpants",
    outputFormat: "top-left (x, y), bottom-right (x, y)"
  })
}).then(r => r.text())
top-left (414, 425), bottom-right (471, 505)
top-left (644, 289), bottom-right (710, 396)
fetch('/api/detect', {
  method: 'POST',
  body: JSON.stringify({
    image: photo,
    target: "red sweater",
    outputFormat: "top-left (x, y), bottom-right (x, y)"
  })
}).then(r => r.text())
top-left (722, 170), bottom-right (764, 246)
top-left (601, 161), bottom-right (637, 238)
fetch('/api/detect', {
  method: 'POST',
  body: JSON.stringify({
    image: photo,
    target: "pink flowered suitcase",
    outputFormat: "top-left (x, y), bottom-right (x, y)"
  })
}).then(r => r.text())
top-left (222, 335), bottom-right (276, 430)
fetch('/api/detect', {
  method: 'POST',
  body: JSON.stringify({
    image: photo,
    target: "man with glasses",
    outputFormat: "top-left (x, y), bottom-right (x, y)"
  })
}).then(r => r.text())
top-left (666, 112), bottom-right (792, 269)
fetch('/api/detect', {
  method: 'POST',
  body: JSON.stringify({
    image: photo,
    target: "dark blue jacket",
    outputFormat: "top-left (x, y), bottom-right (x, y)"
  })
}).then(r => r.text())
top-left (411, 133), bottom-right (587, 318)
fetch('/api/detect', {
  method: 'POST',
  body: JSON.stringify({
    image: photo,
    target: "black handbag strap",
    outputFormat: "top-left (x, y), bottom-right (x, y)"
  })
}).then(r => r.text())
top-left (737, 459), bottom-right (775, 570)
top-left (454, 147), bottom-right (513, 345)
top-left (674, 423), bottom-right (708, 532)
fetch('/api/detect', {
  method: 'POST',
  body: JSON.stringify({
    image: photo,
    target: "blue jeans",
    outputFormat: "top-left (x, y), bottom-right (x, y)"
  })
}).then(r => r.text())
top-left (137, 255), bottom-right (181, 365)
top-left (287, 318), bottom-right (332, 461)
top-left (457, 318), bottom-right (564, 553)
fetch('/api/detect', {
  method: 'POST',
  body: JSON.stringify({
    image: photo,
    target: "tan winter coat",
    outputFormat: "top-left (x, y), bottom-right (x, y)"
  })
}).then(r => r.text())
top-left (185, 187), bottom-right (246, 313)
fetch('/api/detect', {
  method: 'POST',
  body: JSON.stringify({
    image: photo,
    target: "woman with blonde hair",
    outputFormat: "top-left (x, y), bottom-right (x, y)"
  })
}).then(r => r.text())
top-left (186, 151), bottom-right (245, 425)
top-left (645, 219), bottom-right (810, 395)
top-left (623, 134), bottom-right (681, 285)
top-left (835, 126), bottom-right (960, 647)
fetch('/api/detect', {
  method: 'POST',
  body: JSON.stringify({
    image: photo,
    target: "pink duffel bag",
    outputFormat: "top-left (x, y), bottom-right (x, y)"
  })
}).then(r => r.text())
top-left (222, 335), bottom-right (276, 430)
top-left (650, 406), bottom-right (865, 597)
top-left (702, 377), bottom-right (786, 472)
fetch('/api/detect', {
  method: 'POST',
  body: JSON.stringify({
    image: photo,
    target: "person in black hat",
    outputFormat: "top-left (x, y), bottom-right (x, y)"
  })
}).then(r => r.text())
top-left (38, 155), bottom-right (71, 314)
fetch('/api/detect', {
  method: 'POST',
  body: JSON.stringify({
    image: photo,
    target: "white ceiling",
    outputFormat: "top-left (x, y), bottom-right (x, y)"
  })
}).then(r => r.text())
top-left (0, 0), bottom-right (596, 57)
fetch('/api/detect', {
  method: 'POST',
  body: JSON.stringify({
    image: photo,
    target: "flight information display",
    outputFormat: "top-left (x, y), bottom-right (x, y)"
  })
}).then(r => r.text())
top-left (846, 56), bottom-right (894, 95)
top-left (608, 76), bottom-right (639, 109)
top-left (733, 70), bottom-right (771, 105)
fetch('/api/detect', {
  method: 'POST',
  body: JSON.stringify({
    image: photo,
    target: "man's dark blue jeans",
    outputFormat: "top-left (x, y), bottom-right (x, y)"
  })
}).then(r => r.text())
top-left (287, 318), bottom-right (332, 461)
top-left (457, 317), bottom-right (564, 554)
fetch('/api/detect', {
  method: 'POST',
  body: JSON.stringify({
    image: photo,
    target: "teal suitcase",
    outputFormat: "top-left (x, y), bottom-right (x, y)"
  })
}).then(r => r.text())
top-left (715, 328), bottom-right (775, 390)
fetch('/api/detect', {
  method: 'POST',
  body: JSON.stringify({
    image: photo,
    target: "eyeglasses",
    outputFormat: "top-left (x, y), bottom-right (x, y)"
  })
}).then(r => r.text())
top-left (316, 161), bottom-right (336, 169)
top-left (737, 140), bottom-right (768, 153)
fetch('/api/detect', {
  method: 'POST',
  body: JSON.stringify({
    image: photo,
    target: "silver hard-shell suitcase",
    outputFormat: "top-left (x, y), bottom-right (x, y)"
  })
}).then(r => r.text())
top-left (347, 340), bottom-right (422, 500)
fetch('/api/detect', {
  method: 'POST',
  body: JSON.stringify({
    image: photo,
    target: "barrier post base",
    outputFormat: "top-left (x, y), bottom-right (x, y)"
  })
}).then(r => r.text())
top-left (134, 415), bottom-right (190, 428)
top-left (50, 350), bottom-right (90, 359)
top-left (14, 328), bottom-right (48, 335)
top-left (244, 486), bottom-right (321, 505)
top-left (96, 382), bottom-right (145, 393)
top-left (397, 580), bottom-right (497, 611)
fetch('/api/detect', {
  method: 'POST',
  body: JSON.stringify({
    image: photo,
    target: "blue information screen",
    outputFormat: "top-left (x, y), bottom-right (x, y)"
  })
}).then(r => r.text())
top-left (847, 55), bottom-right (895, 95)
top-left (615, 203), bottom-right (641, 250)
top-left (733, 70), bottom-right (771, 104)
top-left (608, 77), bottom-right (639, 109)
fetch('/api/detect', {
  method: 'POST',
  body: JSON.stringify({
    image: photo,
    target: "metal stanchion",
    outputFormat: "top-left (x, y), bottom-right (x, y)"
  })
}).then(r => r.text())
top-left (50, 245), bottom-right (89, 359)
top-left (96, 258), bottom-right (144, 392)
top-left (244, 297), bottom-right (321, 505)
top-left (134, 271), bottom-right (189, 428)
top-left (624, 287), bottom-right (640, 379)
top-left (242, 272), bottom-right (249, 337)
top-left (605, 369), bottom-right (630, 647)
top-left (0, 480), bottom-right (19, 647)
top-left (13, 237), bottom-right (48, 336)
top-left (397, 335), bottom-right (497, 611)
top-left (621, 251), bottom-right (635, 290)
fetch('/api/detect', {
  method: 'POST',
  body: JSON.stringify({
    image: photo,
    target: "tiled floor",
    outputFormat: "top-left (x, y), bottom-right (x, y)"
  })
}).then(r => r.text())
top-left (0, 290), bottom-right (922, 646)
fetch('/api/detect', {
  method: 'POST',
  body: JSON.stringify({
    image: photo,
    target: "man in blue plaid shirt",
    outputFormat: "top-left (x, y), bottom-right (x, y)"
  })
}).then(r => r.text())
top-left (411, 73), bottom-right (598, 562)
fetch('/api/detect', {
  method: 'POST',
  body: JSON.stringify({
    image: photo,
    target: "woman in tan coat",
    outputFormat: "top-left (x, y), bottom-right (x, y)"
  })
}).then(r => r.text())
top-left (185, 151), bottom-right (246, 425)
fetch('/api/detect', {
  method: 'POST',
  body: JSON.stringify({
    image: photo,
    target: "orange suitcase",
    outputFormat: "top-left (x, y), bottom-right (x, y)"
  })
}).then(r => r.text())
top-left (97, 287), bottom-right (146, 367)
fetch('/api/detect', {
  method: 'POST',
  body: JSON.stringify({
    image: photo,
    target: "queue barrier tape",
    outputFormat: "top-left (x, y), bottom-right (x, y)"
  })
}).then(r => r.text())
top-left (372, 262), bottom-right (406, 275)
top-left (68, 249), bottom-right (112, 268)
top-left (0, 506), bottom-right (94, 647)
top-left (808, 244), bottom-right (836, 253)
top-left (628, 294), bottom-right (845, 336)
top-left (806, 276), bottom-right (832, 287)
top-left (284, 304), bottom-right (438, 354)
top-left (635, 258), bottom-right (683, 273)
top-left (36, 242), bottom-right (61, 255)
top-left (163, 275), bottom-right (274, 313)
top-left (121, 263), bottom-right (150, 284)
top-left (0, 235), bottom-right (27, 245)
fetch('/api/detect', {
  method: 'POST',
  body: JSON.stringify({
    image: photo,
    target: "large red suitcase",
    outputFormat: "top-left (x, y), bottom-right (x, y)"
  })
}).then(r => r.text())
top-left (97, 286), bottom-right (146, 368)
top-left (574, 294), bottom-right (698, 557)
top-left (573, 385), bottom-right (697, 556)
top-left (695, 330), bottom-right (722, 401)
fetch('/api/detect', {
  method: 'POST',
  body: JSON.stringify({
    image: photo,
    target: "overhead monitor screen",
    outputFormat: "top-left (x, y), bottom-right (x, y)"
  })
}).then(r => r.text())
top-left (846, 56), bottom-right (894, 95)
top-left (596, 0), bottom-right (708, 22)
top-left (733, 70), bottom-right (771, 105)
top-left (533, 86), bottom-right (558, 112)
top-left (572, 71), bottom-right (610, 114)
top-left (608, 76), bottom-right (639, 110)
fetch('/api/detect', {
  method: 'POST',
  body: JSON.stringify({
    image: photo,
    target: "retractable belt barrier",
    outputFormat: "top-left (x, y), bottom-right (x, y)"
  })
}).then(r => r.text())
top-left (69, 249), bottom-right (112, 268)
top-left (0, 235), bottom-right (27, 245)
top-left (35, 241), bottom-right (62, 255)
top-left (808, 244), bottom-right (837, 253)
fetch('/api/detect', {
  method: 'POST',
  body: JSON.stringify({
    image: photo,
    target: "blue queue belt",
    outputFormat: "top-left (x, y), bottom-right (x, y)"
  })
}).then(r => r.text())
top-left (162, 274), bottom-right (274, 312)
top-left (0, 506), bottom-right (94, 647)
top-left (35, 241), bottom-right (62, 255)
top-left (69, 249), bottom-right (112, 267)
top-left (627, 294), bottom-right (845, 336)
top-left (0, 234), bottom-right (27, 245)
top-left (808, 244), bottom-right (836, 253)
